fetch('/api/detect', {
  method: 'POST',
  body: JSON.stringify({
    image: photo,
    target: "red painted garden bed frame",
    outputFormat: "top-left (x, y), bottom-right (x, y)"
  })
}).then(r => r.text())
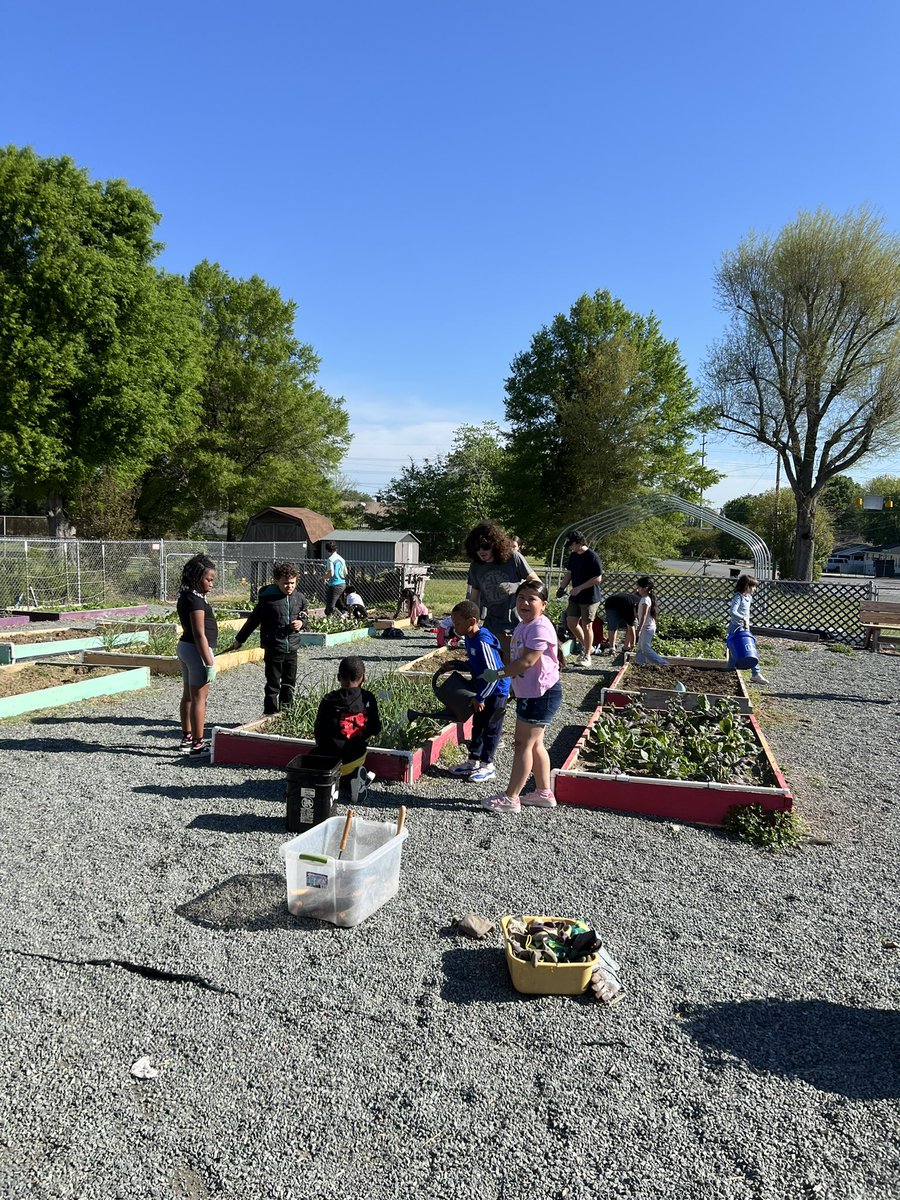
top-left (211, 713), bottom-right (472, 784)
top-left (551, 704), bottom-right (791, 826)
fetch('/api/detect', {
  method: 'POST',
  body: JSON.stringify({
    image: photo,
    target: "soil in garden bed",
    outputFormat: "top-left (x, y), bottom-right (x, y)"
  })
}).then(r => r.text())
top-left (0, 664), bottom-right (119, 699)
top-left (402, 647), bottom-right (467, 675)
top-left (4, 628), bottom-right (98, 644)
top-left (621, 664), bottom-right (742, 696)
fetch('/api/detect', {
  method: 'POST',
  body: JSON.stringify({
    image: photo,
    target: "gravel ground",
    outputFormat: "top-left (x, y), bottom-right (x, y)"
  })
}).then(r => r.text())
top-left (1, 632), bottom-right (898, 1200)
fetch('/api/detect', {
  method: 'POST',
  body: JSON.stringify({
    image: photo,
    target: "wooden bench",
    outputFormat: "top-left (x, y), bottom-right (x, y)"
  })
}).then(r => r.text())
top-left (860, 599), bottom-right (900, 652)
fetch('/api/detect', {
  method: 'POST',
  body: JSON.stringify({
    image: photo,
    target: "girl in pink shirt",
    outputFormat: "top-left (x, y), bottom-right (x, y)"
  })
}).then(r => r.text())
top-left (480, 581), bottom-right (562, 814)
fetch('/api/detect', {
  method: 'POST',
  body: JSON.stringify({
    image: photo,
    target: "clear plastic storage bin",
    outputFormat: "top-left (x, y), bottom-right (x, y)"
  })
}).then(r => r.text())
top-left (279, 815), bottom-right (409, 927)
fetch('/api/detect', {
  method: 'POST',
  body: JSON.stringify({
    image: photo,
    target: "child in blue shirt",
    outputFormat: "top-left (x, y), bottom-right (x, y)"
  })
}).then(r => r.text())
top-left (448, 600), bottom-right (511, 784)
top-left (727, 574), bottom-right (769, 685)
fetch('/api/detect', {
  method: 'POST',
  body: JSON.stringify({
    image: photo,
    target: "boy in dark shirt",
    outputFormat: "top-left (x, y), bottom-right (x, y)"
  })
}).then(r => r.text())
top-left (221, 561), bottom-right (308, 714)
top-left (314, 656), bottom-right (382, 796)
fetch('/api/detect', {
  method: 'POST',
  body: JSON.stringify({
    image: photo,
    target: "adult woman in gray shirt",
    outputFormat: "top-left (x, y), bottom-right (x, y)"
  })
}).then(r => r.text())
top-left (464, 521), bottom-right (540, 655)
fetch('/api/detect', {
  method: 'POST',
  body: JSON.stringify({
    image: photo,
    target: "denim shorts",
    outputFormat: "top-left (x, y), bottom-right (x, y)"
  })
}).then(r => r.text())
top-left (515, 680), bottom-right (563, 727)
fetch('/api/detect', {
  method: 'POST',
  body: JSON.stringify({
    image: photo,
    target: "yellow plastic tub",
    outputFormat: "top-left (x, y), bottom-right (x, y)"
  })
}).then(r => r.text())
top-left (501, 914), bottom-right (598, 996)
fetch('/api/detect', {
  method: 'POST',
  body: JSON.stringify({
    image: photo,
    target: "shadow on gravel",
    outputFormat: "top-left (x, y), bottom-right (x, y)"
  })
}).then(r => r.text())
top-left (187, 811), bottom-right (285, 834)
top-left (34, 715), bottom-right (181, 739)
top-left (548, 721), bottom-right (587, 765)
top-left (133, 780), bottom-right (283, 805)
top-left (177, 871), bottom-right (320, 932)
top-left (0, 735), bottom-right (161, 757)
top-left (685, 999), bottom-right (900, 1099)
top-left (440, 946), bottom-right (519, 1004)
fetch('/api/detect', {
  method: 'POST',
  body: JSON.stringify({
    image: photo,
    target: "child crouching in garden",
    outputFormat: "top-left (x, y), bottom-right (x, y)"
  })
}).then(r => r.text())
top-left (477, 580), bottom-right (562, 813)
top-left (314, 656), bottom-right (382, 795)
top-left (448, 599), bottom-right (510, 784)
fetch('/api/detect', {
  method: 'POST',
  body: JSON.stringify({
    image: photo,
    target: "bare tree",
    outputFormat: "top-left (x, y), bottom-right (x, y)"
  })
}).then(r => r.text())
top-left (706, 208), bottom-right (900, 578)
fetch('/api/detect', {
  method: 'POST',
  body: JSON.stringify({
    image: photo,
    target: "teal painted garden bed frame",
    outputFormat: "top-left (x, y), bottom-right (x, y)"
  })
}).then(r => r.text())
top-left (0, 665), bottom-right (151, 720)
top-left (297, 626), bottom-right (375, 648)
top-left (0, 630), bottom-right (149, 666)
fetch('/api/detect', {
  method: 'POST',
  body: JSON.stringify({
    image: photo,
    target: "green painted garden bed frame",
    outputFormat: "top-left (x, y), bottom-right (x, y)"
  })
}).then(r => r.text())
top-left (298, 626), bottom-right (375, 648)
top-left (0, 664), bottom-right (151, 720)
top-left (0, 630), bottom-right (149, 666)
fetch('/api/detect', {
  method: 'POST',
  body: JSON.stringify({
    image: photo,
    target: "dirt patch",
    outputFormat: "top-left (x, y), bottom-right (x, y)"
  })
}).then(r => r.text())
top-left (401, 647), bottom-right (466, 675)
top-left (0, 664), bottom-right (118, 699)
top-left (617, 664), bottom-right (742, 696)
top-left (4, 627), bottom-right (97, 644)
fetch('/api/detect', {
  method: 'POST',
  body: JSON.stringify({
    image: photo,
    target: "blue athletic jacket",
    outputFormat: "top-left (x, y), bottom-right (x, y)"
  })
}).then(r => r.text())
top-left (463, 627), bottom-right (511, 704)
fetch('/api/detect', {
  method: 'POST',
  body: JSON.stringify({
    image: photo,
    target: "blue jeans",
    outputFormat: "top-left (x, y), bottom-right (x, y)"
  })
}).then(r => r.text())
top-left (515, 681), bottom-right (563, 727)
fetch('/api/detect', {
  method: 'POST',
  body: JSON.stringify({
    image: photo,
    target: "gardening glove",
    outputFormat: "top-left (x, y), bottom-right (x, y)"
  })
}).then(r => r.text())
top-left (478, 667), bottom-right (504, 684)
top-left (556, 585), bottom-right (568, 598)
top-left (205, 665), bottom-right (216, 684)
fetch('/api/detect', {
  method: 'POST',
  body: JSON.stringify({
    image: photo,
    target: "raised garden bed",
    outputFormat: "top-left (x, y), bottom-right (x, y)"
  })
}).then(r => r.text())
top-left (0, 629), bottom-right (149, 665)
top-left (552, 697), bottom-right (791, 825)
top-left (371, 616), bottom-right (412, 630)
top-left (211, 714), bottom-right (471, 783)
top-left (0, 615), bottom-right (31, 630)
top-left (82, 646), bottom-right (265, 675)
top-left (398, 645), bottom-right (464, 677)
top-left (605, 657), bottom-right (752, 714)
top-left (298, 625), bottom-right (375, 648)
top-left (9, 604), bottom-right (152, 623)
top-left (0, 663), bottom-right (150, 719)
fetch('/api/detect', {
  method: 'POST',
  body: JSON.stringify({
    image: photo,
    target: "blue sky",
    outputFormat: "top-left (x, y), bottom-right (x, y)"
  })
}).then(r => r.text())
top-left (3, 0), bottom-right (899, 509)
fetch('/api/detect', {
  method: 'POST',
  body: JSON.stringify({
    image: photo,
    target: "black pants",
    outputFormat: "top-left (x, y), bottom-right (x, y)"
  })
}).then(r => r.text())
top-left (263, 649), bottom-right (298, 714)
top-left (324, 585), bottom-right (345, 616)
top-left (469, 694), bottom-right (508, 763)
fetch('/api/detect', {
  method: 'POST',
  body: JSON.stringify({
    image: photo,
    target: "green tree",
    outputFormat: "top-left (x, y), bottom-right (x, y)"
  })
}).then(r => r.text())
top-left (138, 260), bottom-right (350, 537)
top-left (0, 146), bottom-right (203, 535)
top-left (373, 422), bottom-right (508, 558)
top-left (723, 490), bottom-right (834, 578)
top-left (503, 290), bottom-right (716, 562)
top-left (821, 474), bottom-right (864, 539)
top-left (860, 473), bottom-right (900, 547)
top-left (707, 208), bottom-right (900, 579)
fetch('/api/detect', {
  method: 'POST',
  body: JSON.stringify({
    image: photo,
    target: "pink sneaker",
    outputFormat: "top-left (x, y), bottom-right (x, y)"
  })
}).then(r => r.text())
top-left (520, 790), bottom-right (557, 808)
top-left (481, 793), bottom-right (521, 814)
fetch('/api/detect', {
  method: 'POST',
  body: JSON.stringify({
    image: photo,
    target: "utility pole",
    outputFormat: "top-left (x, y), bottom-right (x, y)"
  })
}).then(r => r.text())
top-left (699, 435), bottom-right (707, 526)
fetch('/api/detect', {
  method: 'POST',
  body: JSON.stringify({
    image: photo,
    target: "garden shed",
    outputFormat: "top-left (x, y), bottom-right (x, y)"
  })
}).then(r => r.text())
top-left (240, 507), bottom-right (333, 548)
top-left (321, 530), bottom-right (420, 564)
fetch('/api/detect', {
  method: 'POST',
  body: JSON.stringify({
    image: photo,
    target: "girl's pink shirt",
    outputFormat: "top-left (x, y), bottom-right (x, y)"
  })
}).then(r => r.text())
top-left (510, 614), bottom-right (560, 698)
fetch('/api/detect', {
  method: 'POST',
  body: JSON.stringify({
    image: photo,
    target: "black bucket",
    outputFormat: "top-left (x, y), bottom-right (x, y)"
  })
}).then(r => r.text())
top-left (285, 752), bottom-right (341, 834)
top-left (431, 660), bottom-right (477, 722)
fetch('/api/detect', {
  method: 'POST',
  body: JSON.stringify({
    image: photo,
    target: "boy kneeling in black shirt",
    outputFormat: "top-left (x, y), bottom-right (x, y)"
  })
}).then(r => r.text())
top-left (314, 656), bottom-right (382, 799)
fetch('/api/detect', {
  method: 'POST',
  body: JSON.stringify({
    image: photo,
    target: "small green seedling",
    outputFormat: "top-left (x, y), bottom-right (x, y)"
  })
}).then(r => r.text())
top-left (723, 803), bottom-right (809, 851)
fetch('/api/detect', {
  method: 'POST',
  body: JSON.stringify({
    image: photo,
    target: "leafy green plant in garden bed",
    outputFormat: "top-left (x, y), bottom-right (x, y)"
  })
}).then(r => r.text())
top-left (653, 636), bottom-right (725, 658)
top-left (656, 615), bottom-right (727, 641)
top-left (305, 614), bottom-right (363, 633)
top-left (580, 695), bottom-right (770, 785)
top-left (271, 671), bottom-right (444, 750)
top-left (723, 803), bottom-right (808, 850)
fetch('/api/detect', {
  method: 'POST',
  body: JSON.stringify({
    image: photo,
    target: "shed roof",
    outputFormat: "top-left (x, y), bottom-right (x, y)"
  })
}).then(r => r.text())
top-left (246, 507), bottom-right (334, 543)
top-left (328, 529), bottom-right (419, 542)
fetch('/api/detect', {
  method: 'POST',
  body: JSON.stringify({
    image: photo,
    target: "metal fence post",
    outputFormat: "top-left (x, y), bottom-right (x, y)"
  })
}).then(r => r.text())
top-left (101, 541), bottom-right (107, 603)
top-left (76, 541), bottom-right (82, 604)
top-left (158, 539), bottom-right (165, 602)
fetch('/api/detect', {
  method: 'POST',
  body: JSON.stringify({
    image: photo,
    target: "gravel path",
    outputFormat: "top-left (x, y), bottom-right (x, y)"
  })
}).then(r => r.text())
top-left (1, 633), bottom-right (898, 1200)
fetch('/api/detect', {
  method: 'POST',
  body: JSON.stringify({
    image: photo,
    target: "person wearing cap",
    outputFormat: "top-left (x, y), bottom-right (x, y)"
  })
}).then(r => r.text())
top-left (556, 530), bottom-right (603, 666)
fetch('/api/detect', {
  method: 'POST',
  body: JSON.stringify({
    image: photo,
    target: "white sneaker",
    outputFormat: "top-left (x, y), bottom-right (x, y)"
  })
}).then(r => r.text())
top-left (577, 654), bottom-right (591, 666)
top-left (450, 759), bottom-right (479, 776)
top-left (751, 674), bottom-right (770, 685)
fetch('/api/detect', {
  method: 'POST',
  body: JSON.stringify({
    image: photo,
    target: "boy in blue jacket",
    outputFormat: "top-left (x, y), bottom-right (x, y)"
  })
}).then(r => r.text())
top-left (222, 562), bottom-right (308, 714)
top-left (448, 600), bottom-right (511, 783)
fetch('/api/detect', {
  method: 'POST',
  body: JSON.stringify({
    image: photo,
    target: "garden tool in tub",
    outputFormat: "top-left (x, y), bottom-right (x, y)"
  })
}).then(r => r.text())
top-left (430, 659), bottom-right (478, 722)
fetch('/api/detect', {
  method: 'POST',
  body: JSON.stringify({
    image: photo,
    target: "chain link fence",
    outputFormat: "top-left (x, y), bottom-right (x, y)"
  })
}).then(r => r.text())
top-left (0, 538), bottom-right (880, 639)
top-left (421, 563), bottom-right (878, 643)
top-left (0, 538), bottom-right (307, 608)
